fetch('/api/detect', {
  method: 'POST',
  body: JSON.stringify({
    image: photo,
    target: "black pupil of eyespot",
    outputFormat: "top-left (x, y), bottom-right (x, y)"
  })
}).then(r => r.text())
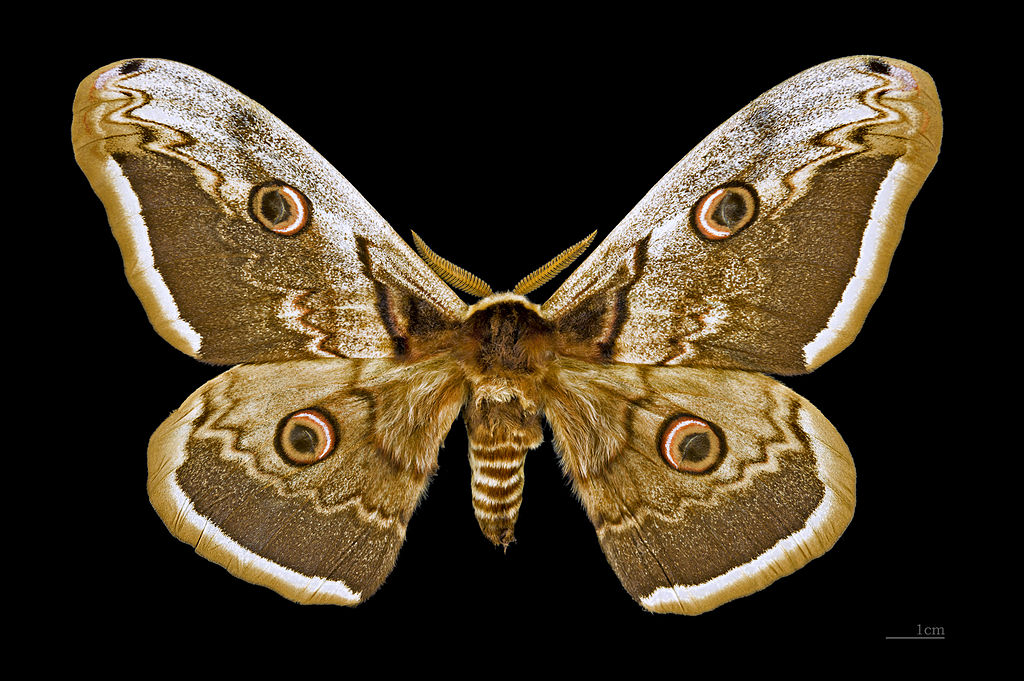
top-left (680, 433), bottom-right (710, 462)
top-left (288, 424), bottom-right (317, 453)
top-left (714, 191), bottom-right (747, 227)
top-left (261, 189), bottom-right (290, 224)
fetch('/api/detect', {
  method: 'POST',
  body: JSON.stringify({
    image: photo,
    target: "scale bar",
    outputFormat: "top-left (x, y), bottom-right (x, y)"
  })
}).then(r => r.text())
top-left (884, 636), bottom-right (946, 640)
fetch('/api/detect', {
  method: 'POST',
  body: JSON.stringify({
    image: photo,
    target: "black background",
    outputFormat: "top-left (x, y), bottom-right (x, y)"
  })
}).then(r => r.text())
top-left (46, 15), bottom-right (982, 658)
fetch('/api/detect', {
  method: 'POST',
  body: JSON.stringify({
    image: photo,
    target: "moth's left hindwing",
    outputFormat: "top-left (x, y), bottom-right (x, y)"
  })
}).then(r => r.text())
top-left (73, 59), bottom-right (469, 603)
top-left (544, 360), bottom-right (854, 615)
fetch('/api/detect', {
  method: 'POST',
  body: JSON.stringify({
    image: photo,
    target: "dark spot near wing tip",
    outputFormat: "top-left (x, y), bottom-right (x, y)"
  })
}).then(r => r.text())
top-left (119, 59), bottom-right (145, 75)
top-left (867, 58), bottom-right (891, 75)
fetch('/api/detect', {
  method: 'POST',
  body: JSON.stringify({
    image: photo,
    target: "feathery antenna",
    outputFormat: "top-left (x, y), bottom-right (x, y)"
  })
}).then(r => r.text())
top-left (411, 231), bottom-right (494, 298)
top-left (513, 231), bottom-right (597, 295)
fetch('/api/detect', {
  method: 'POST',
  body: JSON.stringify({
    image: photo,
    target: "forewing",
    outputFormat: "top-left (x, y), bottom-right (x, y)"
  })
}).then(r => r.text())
top-left (543, 56), bottom-right (941, 374)
top-left (73, 58), bottom-right (466, 364)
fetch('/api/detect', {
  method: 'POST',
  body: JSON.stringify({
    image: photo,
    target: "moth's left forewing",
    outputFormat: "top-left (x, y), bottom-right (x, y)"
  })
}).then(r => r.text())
top-left (544, 361), bottom-right (854, 615)
top-left (543, 56), bottom-right (941, 373)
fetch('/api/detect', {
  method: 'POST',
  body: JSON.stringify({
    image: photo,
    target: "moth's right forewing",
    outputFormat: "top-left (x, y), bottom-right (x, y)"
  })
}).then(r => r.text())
top-left (72, 58), bottom-right (466, 365)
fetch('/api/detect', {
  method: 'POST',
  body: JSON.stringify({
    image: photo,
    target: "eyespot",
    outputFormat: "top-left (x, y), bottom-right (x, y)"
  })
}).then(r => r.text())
top-left (658, 414), bottom-right (724, 474)
top-left (250, 181), bottom-right (311, 235)
top-left (276, 408), bottom-right (336, 465)
top-left (691, 182), bottom-right (758, 240)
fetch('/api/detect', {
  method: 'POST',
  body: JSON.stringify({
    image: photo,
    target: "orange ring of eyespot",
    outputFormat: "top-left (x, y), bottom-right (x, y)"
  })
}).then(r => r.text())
top-left (276, 408), bottom-right (336, 465)
top-left (659, 414), bottom-right (723, 473)
top-left (692, 182), bottom-right (758, 240)
top-left (250, 181), bottom-right (311, 235)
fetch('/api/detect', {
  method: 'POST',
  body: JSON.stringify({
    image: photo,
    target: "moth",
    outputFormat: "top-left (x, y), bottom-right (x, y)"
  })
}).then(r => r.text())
top-left (72, 56), bottom-right (940, 614)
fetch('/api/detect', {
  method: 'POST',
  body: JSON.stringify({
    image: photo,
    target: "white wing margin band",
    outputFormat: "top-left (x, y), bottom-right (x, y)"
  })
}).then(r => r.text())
top-left (102, 157), bottom-right (203, 356)
top-left (147, 397), bottom-right (361, 606)
top-left (640, 405), bottom-right (855, 615)
top-left (801, 159), bottom-right (910, 369)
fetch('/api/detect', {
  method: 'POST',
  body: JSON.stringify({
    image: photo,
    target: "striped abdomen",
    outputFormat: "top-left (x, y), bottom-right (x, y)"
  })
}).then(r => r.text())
top-left (457, 293), bottom-right (553, 547)
top-left (470, 442), bottom-right (527, 547)
top-left (464, 393), bottom-right (544, 548)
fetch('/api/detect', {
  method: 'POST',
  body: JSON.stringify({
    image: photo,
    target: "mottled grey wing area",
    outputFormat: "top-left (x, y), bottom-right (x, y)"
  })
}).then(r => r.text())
top-left (543, 56), bottom-right (941, 374)
top-left (148, 356), bottom-right (467, 604)
top-left (73, 58), bottom-right (466, 365)
top-left (542, 360), bottom-right (854, 614)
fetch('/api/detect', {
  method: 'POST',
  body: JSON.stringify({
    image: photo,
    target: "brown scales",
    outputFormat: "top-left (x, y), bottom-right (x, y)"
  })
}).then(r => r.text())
top-left (79, 57), bottom-right (938, 614)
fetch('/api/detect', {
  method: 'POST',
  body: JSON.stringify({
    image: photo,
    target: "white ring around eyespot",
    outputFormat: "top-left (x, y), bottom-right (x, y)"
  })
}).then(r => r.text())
top-left (273, 185), bottom-right (308, 235)
top-left (696, 188), bottom-right (733, 239)
top-left (285, 409), bottom-right (335, 463)
top-left (661, 417), bottom-right (707, 470)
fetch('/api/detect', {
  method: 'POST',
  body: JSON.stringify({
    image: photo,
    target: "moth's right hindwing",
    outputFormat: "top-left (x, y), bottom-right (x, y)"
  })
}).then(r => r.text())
top-left (148, 357), bottom-right (467, 605)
